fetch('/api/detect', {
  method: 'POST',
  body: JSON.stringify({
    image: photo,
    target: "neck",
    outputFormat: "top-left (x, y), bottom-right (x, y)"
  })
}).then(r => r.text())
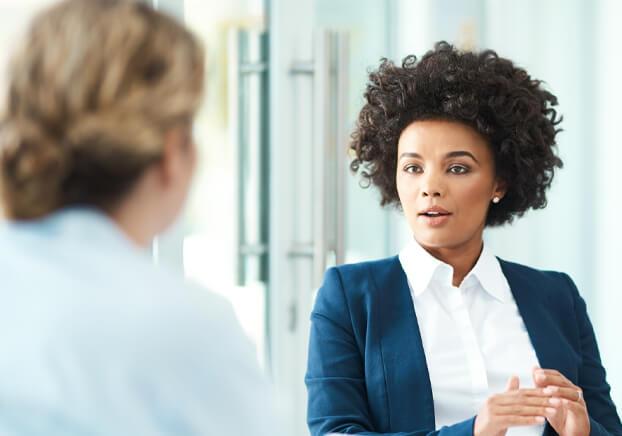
top-left (105, 169), bottom-right (172, 248)
top-left (106, 188), bottom-right (161, 248)
top-left (108, 205), bottom-right (154, 248)
top-left (423, 236), bottom-right (484, 287)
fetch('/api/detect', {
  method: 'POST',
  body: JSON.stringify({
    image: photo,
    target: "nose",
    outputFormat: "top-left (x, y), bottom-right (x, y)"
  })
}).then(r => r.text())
top-left (421, 170), bottom-right (444, 198)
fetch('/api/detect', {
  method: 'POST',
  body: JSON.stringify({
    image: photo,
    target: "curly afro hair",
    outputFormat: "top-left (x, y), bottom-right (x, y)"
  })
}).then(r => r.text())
top-left (350, 41), bottom-right (563, 226)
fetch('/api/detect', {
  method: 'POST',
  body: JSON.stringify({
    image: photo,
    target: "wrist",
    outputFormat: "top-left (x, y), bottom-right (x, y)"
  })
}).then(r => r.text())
top-left (472, 415), bottom-right (489, 436)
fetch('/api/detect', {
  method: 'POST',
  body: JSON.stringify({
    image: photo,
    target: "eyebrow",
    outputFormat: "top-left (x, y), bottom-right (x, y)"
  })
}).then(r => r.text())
top-left (399, 150), bottom-right (480, 164)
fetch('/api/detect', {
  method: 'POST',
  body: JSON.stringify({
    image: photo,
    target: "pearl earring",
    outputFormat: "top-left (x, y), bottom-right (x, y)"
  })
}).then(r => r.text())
top-left (492, 197), bottom-right (500, 204)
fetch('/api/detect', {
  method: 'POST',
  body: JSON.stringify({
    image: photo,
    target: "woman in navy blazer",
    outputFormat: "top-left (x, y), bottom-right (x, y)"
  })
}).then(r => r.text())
top-left (306, 42), bottom-right (622, 436)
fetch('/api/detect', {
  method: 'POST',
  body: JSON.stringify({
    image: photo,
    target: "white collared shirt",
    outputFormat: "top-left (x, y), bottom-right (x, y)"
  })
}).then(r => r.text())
top-left (0, 208), bottom-right (280, 436)
top-left (399, 240), bottom-right (544, 435)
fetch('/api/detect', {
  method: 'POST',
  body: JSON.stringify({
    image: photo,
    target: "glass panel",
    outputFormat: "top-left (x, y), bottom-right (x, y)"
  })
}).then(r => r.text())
top-left (269, 2), bottom-right (394, 435)
top-left (313, 0), bottom-right (395, 263)
top-left (177, 0), bottom-right (270, 369)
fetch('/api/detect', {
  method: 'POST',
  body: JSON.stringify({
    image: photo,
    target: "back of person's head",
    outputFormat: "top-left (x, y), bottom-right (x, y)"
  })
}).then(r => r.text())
top-left (0, 0), bottom-right (204, 221)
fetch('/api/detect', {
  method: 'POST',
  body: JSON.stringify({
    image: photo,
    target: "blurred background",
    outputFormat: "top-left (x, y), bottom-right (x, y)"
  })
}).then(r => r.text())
top-left (1, 0), bottom-right (621, 435)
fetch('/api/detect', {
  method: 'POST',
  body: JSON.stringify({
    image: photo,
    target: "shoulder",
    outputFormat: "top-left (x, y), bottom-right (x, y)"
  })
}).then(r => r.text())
top-left (498, 258), bottom-right (580, 301)
top-left (321, 255), bottom-right (402, 296)
top-left (106, 263), bottom-right (242, 343)
top-left (328, 255), bottom-right (401, 285)
top-left (499, 257), bottom-right (564, 279)
top-left (498, 257), bottom-right (572, 282)
top-left (314, 256), bottom-right (402, 314)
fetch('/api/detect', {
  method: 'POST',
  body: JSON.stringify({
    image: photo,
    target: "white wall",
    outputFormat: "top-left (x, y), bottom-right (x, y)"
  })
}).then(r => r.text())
top-left (483, 0), bottom-right (595, 305)
top-left (594, 0), bottom-right (622, 410)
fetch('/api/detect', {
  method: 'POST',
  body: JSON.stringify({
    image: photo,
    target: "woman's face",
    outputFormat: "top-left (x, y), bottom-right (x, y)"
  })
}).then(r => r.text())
top-left (396, 119), bottom-right (505, 252)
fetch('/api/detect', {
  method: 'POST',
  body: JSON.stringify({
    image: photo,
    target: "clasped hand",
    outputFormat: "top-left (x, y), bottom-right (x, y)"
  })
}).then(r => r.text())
top-left (474, 367), bottom-right (589, 436)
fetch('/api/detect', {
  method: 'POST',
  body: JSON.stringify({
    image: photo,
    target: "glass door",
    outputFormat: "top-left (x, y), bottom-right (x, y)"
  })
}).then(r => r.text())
top-left (152, 0), bottom-right (271, 369)
top-left (268, 1), bottom-right (396, 434)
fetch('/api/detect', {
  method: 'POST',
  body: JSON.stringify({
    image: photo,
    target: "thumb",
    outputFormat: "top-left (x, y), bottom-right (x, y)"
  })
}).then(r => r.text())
top-left (505, 375), bottom-right (520, 391)
top-left (532, 366), bottom-right (543, 386)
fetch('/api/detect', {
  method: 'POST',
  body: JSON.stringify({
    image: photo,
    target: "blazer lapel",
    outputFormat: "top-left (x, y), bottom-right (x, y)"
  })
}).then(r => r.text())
top-left (375, 257), bottom-right (435, 431)
top-left (499, 259), bottom-right (576, 382)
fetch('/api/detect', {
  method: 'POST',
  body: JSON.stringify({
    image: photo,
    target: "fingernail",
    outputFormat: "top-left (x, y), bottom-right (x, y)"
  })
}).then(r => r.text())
top-left (536, 417), bottom-right (545, 423)
top-left (543, 387), bottom-right (555, 394)
top-left (545, 407), bottom-right (557, 415)
top-left (549, 397), bottom-right (561, 405)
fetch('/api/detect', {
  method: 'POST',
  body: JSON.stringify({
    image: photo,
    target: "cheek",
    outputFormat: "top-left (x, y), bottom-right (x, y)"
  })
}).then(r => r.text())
top-left (455, 181), bottom-right (493, 217)
top-left (396, 174), bottom-right (417, 207)
top-left (396, 176), bottom-right (424, 229)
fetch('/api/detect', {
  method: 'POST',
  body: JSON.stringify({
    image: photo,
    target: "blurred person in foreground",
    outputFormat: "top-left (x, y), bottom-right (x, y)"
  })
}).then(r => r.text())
top-left (0, 0), bottom-right (279, 434)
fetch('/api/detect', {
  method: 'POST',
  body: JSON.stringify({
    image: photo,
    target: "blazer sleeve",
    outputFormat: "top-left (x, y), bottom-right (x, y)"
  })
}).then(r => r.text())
top-left (305, 267), bottom-right (476, 436)
top-left (562, 273), bottom-right (622, 436)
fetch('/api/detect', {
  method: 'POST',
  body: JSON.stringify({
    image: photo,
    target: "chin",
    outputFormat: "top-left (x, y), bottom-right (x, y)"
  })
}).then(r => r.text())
top-left (416, 237), bottom-right (456, 250)
top-left (415, 229), bottom-right (484, 255)
top-left (413, 228), bottom-right (464, 250)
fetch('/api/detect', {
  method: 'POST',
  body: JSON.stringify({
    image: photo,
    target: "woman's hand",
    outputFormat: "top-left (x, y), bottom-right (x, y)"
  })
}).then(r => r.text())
top-left (533, 367), bottom-right (590, 436)
top-left (474, 376), bottom-right (551, 436)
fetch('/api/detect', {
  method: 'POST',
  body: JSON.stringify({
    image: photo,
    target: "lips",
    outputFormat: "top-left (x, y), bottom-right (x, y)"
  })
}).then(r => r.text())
top-left (418, 206), bottom-right (451, 217)
top-left (418, 206), bottom-right (452, 227)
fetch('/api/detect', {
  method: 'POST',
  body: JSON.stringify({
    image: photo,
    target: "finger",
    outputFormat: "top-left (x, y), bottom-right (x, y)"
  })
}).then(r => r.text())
top-left (533, 369), bottom-right (574, 388)
top-left (562, 398), bottom-right (588, 413)
top-left (544, 386), bottom-right (584, 402)
top-left (555, 397), bottom-right (587, 412)
top-left (496, 404), bottom-right (555, 417)
top-left (497, 415), bottom-right (546, 427)
top-left (542, 405), bottom-right (565, 432)
top-left (537, 369), bottom-right (569, 378)
top-left (510, 388), bottom-right (552, 397)
top-left (494, 395), bottom-right (553, 407)
top-left (493, 388), bottom-right (552, 405)
top-left (506, 375), bottom-right (520, 391)
top-left (534, 371), bottom-right (568, 387)
top-left (532, 366), bottom-right (541, 386)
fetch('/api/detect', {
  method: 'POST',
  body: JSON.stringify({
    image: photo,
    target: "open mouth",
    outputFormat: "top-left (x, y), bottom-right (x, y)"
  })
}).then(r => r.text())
top-left (418, 208), bottom-right (452, 226)
top-left (419, 211), bottom-right (451, 217)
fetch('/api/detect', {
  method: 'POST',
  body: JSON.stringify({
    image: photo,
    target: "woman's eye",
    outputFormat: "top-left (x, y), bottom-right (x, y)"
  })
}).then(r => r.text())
top-left (448, 165), bottom-right (469, 174)
top-left (404, 165), bottom-right (422, 174)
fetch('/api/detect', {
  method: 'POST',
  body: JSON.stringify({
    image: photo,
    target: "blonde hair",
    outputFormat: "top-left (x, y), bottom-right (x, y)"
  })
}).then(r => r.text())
top-left (0, 0), bottom-right (204, 219)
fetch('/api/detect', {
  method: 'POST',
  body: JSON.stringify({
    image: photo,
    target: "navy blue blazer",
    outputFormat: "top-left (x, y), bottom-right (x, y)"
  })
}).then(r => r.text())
top-left (305, 256), bottom-right (622, 436)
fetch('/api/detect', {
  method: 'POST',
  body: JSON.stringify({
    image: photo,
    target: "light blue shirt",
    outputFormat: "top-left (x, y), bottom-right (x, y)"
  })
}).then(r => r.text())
top-left (0, 208), bottom-right (279, 436)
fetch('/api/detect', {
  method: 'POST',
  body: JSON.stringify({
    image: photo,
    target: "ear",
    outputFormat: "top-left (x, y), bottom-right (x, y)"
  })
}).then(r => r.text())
top-left (493, 178), bottom-right (507, 201)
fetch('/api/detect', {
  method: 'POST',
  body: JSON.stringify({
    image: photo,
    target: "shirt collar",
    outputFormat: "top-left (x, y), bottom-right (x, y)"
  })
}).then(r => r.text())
top-left (398, 238), bottom-right (511, 302)
top-left (398, 238), bottom-right (450, 298)
top-left (467, 243), bottom-right (511, 302)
